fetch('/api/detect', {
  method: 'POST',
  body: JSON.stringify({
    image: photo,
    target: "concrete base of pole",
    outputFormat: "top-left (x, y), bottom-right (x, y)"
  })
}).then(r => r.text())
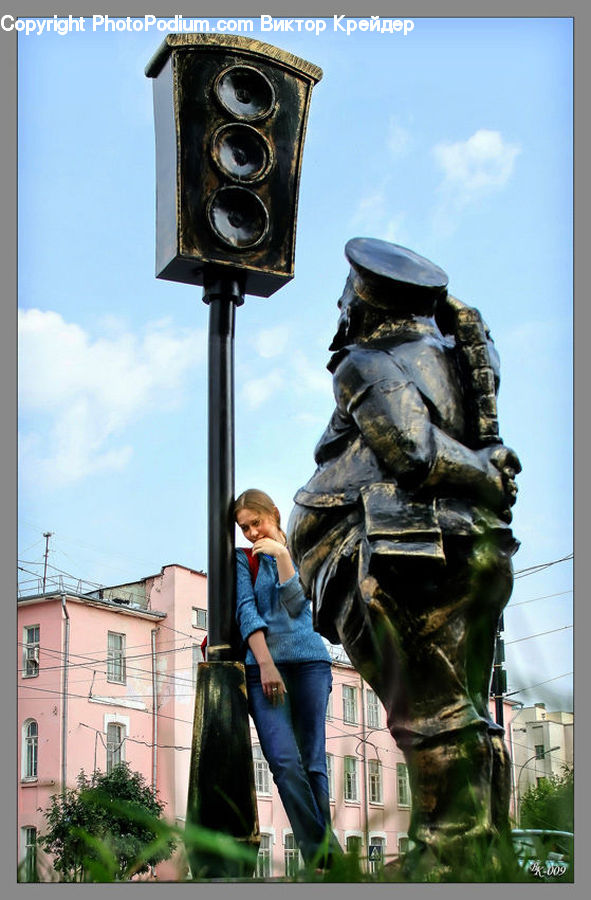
top-left (185, 661), bottom-right (260, 878)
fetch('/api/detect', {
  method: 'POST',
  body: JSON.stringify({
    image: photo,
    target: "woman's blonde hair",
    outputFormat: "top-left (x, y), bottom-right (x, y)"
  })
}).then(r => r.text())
top-left (234, 489), bottom-right (286, 540)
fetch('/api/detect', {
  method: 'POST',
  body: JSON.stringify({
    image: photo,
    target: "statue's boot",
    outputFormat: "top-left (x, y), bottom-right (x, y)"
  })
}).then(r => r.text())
top-left (402, 728), bottom-right (496, 879)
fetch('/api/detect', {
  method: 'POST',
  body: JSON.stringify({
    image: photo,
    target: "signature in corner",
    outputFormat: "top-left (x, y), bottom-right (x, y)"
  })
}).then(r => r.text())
top-left (529, 860), bottom-right (568, 879)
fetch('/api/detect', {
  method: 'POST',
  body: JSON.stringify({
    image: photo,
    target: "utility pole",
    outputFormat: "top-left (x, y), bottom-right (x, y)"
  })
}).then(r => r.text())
top-left (42, 532), bottom-right (53, 592)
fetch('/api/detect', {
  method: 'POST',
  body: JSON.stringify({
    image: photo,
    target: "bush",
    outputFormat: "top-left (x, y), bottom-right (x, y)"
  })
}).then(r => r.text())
top-left (37, 764), bottom-right (176, 882)
top-left (520, 765), bottom-right (574, 832)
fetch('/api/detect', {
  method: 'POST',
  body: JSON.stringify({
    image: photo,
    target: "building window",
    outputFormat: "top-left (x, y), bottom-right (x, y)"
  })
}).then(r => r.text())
top-left (536, 776), bottom-right (548, 788)
top-left (106, 722), bottom-right (125, 773)
top-left (397, 762), bottom-right (411, 808)
top-left (326, 753), bottom-right (335, 800)
top-left (368, 836), bottom-right (386, 873)
top-left (325, 691), bottom-right (333, 720)
top-left (253, 745), bottom-right (271, 795)
top-left (21, 826), bottom-right (37, 881)
top-left (342, 684), bottom-right (357, 724)
top-left (398, 834), bottom-right (410, 855)
top-left (284, 833), bottom-right (301, 877)
top-left (23, 720), bottom-right (38, 779)
top-left (107, 632), bottom-right (126, 683)
top-left (256, 833), bottom-right (272, 878)
top-left (192, 607), bottom-right (207, 630)
top-left (368, 759), bottom-right (383, 804)
top-left (23, 625), bottom-right (40, 678)
top-left (344, 755), bottom-right (359, 801)
top-left (535, 744), bottom-right (545, 759)
top-left (346, 834), bottom-right (362, 857)
top-left (366, 689), bottom-right (381, 728)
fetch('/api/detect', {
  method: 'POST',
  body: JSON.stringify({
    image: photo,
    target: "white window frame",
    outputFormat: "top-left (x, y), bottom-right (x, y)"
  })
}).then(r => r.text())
top-left (22, 719), bottom-right (38, 780)
top-left (255, 830), bottom-right (274, 878)
top-left (107, 631), bottom-right (126, 684)
top-left (345, 830), bottom-right (364, 858)
top-left (192, 607), bottom-right (207, 630)
top-left (23, 625), bottom-right (40, 678)
top-left (366, 688), bottom-right (381, 728)
top-left (397, 832), bottom-right (411, 855)
top-left (283, 831), bottom-right (302, 877)
top-left (368, 758), bottom-right (383, 804)
top-left (326, 752), bottom-right (335, 800)
top-left (253, 744), bottom-right (271, 796)
top-left (104, 713), bottom-right (129, 773)
top-left (344, 755), bottom-right (359, 802)
top-left (20, 826), bottom-right (37, 881)
top-left (342, 684), bottom-right (357, 725)
top-left (397, 762), bottom-right (411, 808)
top-left (325, 691), bottom-right (333, 720)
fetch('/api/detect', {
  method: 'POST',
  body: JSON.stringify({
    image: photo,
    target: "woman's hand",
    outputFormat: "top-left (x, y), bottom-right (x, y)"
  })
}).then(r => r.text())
top-left (259, 659), bottom-right (287, 705)
top-left (251, 537), bottom-right (289, 559)
top-left (252, 538), bottom-right (295, 584)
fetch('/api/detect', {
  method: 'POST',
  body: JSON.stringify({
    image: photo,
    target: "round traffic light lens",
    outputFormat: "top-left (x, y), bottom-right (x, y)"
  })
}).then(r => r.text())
top-left (211, 124), bottom-right (272, 183)
top-left (214, 65), bottom-right (276, 121)
top-left (207, 186), bottom-right (269, 249)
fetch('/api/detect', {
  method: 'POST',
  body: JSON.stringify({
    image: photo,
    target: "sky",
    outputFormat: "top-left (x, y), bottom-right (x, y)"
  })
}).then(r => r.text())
top-left (16, 16), bottom-right (573, 716)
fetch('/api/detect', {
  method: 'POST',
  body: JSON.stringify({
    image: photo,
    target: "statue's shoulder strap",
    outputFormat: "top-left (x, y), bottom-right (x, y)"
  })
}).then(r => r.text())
top-left (437, 295), bottom-right (500, 446)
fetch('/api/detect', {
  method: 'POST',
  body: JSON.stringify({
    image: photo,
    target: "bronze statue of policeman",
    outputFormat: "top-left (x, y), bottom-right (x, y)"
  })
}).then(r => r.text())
top-left (288, 238), bottom-right (521, 876)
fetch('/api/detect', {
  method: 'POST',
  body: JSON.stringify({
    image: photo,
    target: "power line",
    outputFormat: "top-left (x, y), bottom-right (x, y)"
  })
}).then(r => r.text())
top-left (505, 624), bottom-right (572, 645)
top-left (513, 553), bottom-right (573, 578)
top-left (507, 589), bottom-right (573, 608)
top-left (504, 671), bottom-right (573, 698)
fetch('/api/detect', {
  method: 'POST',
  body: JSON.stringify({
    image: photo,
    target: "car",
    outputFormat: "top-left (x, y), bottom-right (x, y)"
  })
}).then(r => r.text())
top-left (511, 829), bottom-right (574, 882)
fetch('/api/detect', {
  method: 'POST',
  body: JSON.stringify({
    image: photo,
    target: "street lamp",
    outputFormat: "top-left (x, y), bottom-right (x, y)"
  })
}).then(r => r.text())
top-left (516, 745), bottom-right (560, 826)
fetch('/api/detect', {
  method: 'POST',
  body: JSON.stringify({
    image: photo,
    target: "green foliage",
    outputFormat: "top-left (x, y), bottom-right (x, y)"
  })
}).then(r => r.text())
top-left (33, 764), bottom-right (572, 883)
top-left (38, 764), bottom-right (176, 882)
top-left (520, 765), bottom-right (574, 832)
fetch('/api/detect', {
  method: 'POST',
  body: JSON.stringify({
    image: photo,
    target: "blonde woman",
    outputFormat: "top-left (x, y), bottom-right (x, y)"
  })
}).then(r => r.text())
top-left (234, 489), bottom-right (341, 870)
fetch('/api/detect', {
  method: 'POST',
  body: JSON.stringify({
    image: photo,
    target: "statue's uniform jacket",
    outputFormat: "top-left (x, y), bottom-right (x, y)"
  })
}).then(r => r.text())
top-left (289, 324), bottom-right (517, 747)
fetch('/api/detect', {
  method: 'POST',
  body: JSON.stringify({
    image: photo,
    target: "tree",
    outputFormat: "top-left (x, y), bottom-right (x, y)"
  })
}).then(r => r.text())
top-left (38, 764), bottom-right (176, 882)
top-left (519, 765), bottom-right (574, 832)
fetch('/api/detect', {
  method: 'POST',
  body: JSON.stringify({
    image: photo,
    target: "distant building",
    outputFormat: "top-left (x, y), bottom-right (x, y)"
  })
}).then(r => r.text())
top-left (18, 564), bottom-right (524, 880)
top-left (509, 702), bottom-right (574, 815)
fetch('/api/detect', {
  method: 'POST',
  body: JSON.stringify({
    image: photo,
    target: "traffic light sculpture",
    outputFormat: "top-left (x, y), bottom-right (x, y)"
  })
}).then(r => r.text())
top-left (146, 34), bottom-right (322, 878)
top-left (146, 33), bottom-right (322, 297)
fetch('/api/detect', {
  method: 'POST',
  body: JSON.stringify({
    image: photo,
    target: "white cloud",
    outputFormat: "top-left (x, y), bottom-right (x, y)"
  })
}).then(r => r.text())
top-left (18, 308), bottom-right (206, 487)
top-left (291, 352), bottom-right (333, 398)
top-left (432, 129), bottom-right (521, 235)
top-left (253, 325), bottom-right (290, 359)
top-left (240, 369), bottom-right (285, 410)
top-left (350, 189), bottom-right (410, 246)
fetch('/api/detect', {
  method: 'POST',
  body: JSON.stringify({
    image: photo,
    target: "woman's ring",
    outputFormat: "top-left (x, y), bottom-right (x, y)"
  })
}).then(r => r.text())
top-left (272, 687), bottom-right (278, 693)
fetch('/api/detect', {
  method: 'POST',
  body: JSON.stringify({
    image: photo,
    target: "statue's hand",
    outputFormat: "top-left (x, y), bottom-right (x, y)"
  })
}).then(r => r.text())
top-left (477, 444), bottom-right (521, 520)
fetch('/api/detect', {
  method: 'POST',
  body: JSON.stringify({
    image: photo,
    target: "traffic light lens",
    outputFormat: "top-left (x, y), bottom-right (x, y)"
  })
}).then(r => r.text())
top-left (207, 186), bottom-right (269, 249)
top-left (214, 65), bottom-right (276, 120)
top-left (211, 124), bottom-right (272, 182)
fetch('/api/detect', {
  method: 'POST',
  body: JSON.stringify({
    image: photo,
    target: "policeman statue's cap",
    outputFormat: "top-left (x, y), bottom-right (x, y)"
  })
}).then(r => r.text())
top-left (345, 237), bottom-right (448, 310)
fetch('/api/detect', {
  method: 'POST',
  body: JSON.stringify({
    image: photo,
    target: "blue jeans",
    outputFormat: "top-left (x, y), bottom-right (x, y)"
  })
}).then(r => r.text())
top-left (246, 660), bottom-right (341, 865)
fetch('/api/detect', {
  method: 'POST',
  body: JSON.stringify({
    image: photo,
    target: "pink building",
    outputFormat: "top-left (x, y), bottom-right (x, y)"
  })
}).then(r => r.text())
top-left (18, 563), bottom-right (517, 880)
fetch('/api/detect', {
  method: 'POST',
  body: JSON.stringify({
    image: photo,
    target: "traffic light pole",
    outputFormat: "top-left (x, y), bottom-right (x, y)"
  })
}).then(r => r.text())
top-left (184, 273), bottom-right (260, 879)
top-left (203, 274), bottom-right (243, 660)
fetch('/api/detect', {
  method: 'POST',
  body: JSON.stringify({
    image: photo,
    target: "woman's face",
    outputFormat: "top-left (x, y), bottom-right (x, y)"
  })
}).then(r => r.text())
top-left (236, 507), bottom-right (280, 544)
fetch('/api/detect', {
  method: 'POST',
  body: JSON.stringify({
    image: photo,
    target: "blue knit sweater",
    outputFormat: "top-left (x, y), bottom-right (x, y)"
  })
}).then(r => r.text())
top-left (235, 549), bottom-right (331, 666)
